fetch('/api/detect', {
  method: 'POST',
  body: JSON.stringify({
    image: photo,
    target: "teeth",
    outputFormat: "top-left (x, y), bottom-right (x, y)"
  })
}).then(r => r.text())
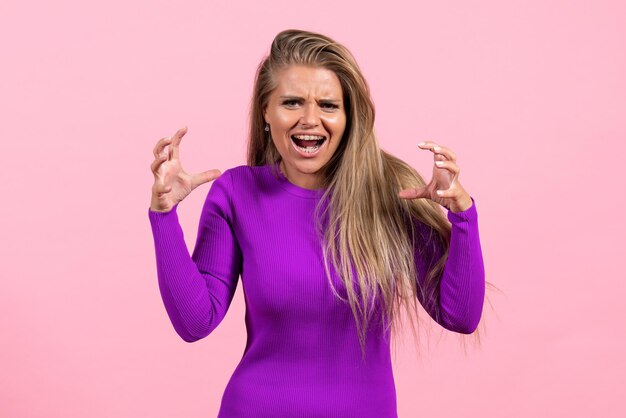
top-left (294, 143), bottom-right (321, 153)
top-left (292, 134), bottom-right (325, 140)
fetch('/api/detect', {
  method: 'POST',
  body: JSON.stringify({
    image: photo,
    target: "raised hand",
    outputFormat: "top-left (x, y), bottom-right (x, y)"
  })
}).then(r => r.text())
top-left (397, 141), bottom-right (473, 213)
top-left (150, 126), bottom-right (222, 212)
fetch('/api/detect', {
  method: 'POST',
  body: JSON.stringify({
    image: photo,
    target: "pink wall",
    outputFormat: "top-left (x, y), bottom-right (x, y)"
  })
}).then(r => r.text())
top-left (1, 0), bottom-right (624, 417)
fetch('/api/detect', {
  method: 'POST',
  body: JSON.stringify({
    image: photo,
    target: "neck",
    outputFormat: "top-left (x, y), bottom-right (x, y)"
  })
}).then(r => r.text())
top-left (280, 161), bottom-right (323, 190)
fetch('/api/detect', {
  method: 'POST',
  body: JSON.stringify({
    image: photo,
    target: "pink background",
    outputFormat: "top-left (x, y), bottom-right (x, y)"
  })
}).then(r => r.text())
top-left (2, 0), bottom-right (624, 417)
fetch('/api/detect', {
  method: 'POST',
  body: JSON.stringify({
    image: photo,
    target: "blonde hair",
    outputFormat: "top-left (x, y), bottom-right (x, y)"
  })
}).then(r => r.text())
top-left (247, 29), bottom-right (498, 361)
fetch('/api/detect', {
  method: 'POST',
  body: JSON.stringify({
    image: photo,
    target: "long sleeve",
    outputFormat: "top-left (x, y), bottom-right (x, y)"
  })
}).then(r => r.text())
top-left (414, 196), bottom-right (485, 334)
top-left (148, 170), bottom-right (242, 342)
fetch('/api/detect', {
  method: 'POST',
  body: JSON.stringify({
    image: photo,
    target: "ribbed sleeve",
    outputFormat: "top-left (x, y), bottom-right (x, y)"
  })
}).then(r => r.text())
top-left (148, 170), bottom-right (242, 342)
top-left (414, 196), bottom-right (485, 334)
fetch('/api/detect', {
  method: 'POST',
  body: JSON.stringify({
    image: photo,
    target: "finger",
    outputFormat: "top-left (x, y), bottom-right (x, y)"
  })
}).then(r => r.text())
top-left (150, 154), bottom-right (168, 176)
top-left (191, 169), bottom-right (222, 190)
top-left (397, 187), bottom-right (426, 200)
top-left (417, 141), bottom-right (437, 149)
top-left (418, 142), bottom-right (456, 161)
top-left (170, 126), bottom-right (188, 160)
top-left (434, 160), bottom-right (460, 175)
top-left (432, 145), bottom-right (456, 162)
top-left (153, 136), bottom-right (172, 159)
top-left (418, 141), bottom-right (443, 157)
top-left (435, 188), bottom-right (451, 197)
top-left (436, 188), bottom-right (463, 199)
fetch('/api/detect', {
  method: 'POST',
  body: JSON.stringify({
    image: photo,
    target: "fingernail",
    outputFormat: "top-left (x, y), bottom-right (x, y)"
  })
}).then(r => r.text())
top-left (418, 142), bottom-right (426, 146)
top-left (433, 146), bottom-right (441, 151)
top-left (435, 161), bottom-right (444, 166)
top-left (436, 190), bottom-right (444, 196)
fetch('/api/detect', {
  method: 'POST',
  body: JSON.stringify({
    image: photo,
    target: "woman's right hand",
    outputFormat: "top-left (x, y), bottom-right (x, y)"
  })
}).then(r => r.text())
top-left (150, 126), bottom-right (222, 213)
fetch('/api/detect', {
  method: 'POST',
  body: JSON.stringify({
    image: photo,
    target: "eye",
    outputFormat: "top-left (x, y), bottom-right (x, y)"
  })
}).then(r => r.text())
top-left (321, 102), bottom-right (339, 110)
top-left (282, 99), bottom-right (300, 107)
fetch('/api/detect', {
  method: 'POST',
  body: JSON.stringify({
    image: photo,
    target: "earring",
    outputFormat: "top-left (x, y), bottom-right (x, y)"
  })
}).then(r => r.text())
top-left (264, 123), bottom-right (270, 132)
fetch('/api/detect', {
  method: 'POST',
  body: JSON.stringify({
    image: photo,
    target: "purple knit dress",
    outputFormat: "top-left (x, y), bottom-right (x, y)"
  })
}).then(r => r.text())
top-left (148, 163), bottom-right (485, 417)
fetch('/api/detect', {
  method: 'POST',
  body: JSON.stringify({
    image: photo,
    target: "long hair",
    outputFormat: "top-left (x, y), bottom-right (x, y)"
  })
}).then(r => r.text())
top-left (247, 29), bottom-right (498, 361)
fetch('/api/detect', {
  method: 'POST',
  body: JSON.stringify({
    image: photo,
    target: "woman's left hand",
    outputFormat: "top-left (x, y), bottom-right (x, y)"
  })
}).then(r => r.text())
top-left (397, 141), bottom-right (473, 213)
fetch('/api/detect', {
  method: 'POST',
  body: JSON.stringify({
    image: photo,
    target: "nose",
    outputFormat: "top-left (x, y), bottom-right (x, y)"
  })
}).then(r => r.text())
top-left (299, 103), bottom-right (320, 127)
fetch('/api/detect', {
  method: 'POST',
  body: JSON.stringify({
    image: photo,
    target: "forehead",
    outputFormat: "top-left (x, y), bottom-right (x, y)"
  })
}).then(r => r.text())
top-left (273, 65), bottom-right (342, 98)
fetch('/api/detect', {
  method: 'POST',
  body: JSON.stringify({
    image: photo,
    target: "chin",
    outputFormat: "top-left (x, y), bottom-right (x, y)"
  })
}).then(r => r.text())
top-left (295, 158), bottom-right (328, 170)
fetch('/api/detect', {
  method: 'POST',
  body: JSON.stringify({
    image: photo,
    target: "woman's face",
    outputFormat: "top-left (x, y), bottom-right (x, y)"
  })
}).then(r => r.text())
top-left (264, 64), bottom-right (347, 190)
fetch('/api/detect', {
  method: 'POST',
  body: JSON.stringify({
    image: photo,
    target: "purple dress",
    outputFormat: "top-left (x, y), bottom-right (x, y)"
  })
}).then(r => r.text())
top-left (148, 163), bottom-right (485, 417)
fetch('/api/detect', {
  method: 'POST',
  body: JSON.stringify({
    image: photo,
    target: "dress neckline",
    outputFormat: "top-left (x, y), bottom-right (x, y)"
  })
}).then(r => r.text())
top-left (269, 162), bottom-right (327, 199)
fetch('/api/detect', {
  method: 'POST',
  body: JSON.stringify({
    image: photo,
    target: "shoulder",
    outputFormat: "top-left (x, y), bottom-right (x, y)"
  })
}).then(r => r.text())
top-left (223, 164), bottom-right (262, 182)
top-left (203, 164), bottom-right (275, 220)
top-left (219, 164), bottom-right (278, 193)
top-left (209, 164), bottom-right (256, 187)
top-left (200, 166), bottom-right (251, 220)
top-left (205, 164), bottom-right (276, 204)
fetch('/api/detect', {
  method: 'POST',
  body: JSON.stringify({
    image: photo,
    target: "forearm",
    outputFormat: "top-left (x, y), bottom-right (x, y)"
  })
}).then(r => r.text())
top-left (149, 203), bottom-right (216, 342)
top-left (438, 197), bottom-right (485, 333)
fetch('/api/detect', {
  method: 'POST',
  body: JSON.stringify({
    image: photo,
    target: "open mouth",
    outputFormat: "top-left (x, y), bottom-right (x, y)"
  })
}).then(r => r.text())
top-left (290, 134), bottom-right (327, 153)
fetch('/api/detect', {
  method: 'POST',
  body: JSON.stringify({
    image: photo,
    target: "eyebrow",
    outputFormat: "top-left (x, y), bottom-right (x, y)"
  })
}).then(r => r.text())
top-left (279, 95), bottom-right (342, 103)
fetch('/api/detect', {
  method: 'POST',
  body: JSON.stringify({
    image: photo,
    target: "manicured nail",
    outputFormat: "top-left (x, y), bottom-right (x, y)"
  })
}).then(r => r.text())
top-left (436, 190), bottom-right (444, 196)
top-left (435, 161), bottom-right (444, 166)
top-left (418, 142), bottom-right (426, 146)
top-left (433, 146), bottom-right (441, 151)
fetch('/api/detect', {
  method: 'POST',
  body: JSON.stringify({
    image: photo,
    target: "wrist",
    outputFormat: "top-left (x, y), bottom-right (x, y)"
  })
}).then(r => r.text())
top-left (449, 194), bottom-right (473, 213)
top-left (150, 196), bottom-right (176, 213)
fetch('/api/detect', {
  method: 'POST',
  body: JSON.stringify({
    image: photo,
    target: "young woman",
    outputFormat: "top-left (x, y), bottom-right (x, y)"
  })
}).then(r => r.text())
top-left (149, 29), bottom-right (486, 418)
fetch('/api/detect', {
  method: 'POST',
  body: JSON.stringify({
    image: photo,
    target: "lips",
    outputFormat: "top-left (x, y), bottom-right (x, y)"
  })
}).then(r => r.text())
top-left (290, 134), bottom-right (326, 148)
top-left (289, 134), bottom-right (327, 157)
